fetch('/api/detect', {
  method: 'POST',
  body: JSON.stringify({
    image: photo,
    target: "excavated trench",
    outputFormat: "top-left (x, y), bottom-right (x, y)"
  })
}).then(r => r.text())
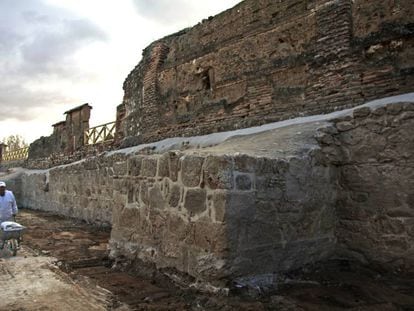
top-left (13, 209), bottom-right (414, 310)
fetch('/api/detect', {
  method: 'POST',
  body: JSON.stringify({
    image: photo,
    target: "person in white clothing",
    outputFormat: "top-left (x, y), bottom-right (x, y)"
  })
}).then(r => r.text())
top-left (0, 181), bottom-right (18, 223)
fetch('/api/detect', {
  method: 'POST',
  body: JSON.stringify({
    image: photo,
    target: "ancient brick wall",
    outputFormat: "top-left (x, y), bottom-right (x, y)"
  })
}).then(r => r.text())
top-left (122, 0), bottom-right (414, 144)
top-left (316, 100), bottom-right (414, 271)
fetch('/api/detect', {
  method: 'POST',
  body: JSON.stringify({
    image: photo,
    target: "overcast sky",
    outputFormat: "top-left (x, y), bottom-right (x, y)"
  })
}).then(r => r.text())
top-left (0, 0), bottom-right (240, 144)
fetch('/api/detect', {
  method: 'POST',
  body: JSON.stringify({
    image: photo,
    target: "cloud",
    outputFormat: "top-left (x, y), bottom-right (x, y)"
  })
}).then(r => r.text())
top-left (0, 84), bottom-right (72, 122)
top-left (21, 19), bottom-right (107, 64)
top-left (132, 0), bottom-right (241, 28)
top-left (0, 0), bottom-right (242, 141)
top-left (132, 0), bottom-right (199, 24)
top-left (0, 0), bottom-right (108, 122)
top-left (22, 10), bottom-right (53, 25)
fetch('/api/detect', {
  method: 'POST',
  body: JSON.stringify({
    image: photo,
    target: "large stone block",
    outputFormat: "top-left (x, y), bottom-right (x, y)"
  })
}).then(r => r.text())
top-left (113, 178), bottom-right (128, 195)
top-left (193, 221), bottom-right (227, 253)
top-left (157, 153), bottom-right (170, 178)
top-left (167, 214), bottom-right (190, 242)
top-left (235, 173), bottom-right (253, 191)
top-left (117, 206), bottom-right (141, 232)
top-left (203, 156), bottom-right (234, 190)
top-left (255, 176), bottom-right (285, 200)
top-left (226, 192), bottom-right (256, 221)
top-left (128, 156), bottom-right (143, 176)
top-left (256, 158), bottom-right (289, 175)
top-left (211, 190), bottom-right (227, 223)
top-left (113, 161), bottom-right (128, 176)
top-left (141, 157), bottom-right (158, 177)
top-left (139, 182), bottom-right (150, 205)
top-left (184, 189), bottom-right (207, 215)
top-left (234, 154), bottom-right (257, 173)
top-left (168, 151), bottom-right (182, 182)
top-left (181, 155), bottom-right (204, 187)
top-left (168, 183), bottom-right (181, 208)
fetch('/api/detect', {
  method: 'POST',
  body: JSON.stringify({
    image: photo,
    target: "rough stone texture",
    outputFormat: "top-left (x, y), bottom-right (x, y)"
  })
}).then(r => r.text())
top-left (317, 101), bottom-right (414, 272)
top-left (181, 155), bottom-right (204, 187)
top-left (9, 100), bottom-right (414, 288)
top-left (18, 154), bottom-right (121, 226)
top-left (122, 0), bottom-right (414, 144)
top-left (1, 0), bottom-right (412, 291)
top-left (16, 128), bottom-right (337, 288)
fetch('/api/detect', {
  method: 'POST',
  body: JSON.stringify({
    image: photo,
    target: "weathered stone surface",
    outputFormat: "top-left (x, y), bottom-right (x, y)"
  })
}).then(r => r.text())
top-left (328, 102), bottom-right (414, 271)
top-left (141, 157), bottom-right (158, 177)
top-left (315, 132), bottom-right (334, 145)
top-left (168, 183), bottom-right (181, 208)
top-left (353, 107), bottom-right (371, 118)
top-left (140, 182), bottom-right (150, 206)
top-left (113, 161), bottom-right (127, 176)
top-left (226, 192), bottom-right (255, 220)
top-left (372, 106), bottom-right (386, 116)
top-left (12, 99), bottom-right (414, 288)
top-left (168, 151), bottom-right (181, 182)
top-left (256, 175), bottom-right (285, 201)
top-left (184, 189), bottom-right (207, 215)
top-left (193, 222), bottom-right (227, 253)
top-left (211, 191), bottom-right (227, 223)
top-left (180, 155), bottom-right (204, 187)
top-left (235, 174), bottom-right (253, 191)
top-left (128, 156), bottom-right (143, 176)
top-left (234, 155), bottom-right (257, 173)
top-left (336, 121), bottom-right (356, 132)
top-left (203, 156), bottom-right (234, 190)
top-left (386, 103), bottom-right (404, 115)
top-left (121, 0), bottom-right (414, 145)
top-left (157, 154), bottom-right (169, 178)
top-left (149, 184), bottom-right (166, 210)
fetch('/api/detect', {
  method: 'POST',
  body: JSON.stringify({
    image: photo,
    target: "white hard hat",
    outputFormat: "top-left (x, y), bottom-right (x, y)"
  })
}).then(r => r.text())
top-left (0, 181), bottom-right (6, 187)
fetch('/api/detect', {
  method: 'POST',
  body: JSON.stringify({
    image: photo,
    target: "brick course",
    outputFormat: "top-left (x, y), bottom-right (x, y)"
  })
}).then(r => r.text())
top-left (121, 0), bottom-right (414, 144)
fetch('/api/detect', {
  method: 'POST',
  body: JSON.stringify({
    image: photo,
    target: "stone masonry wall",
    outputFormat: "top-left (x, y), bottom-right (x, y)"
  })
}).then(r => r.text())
top-left (316, 101), bottom-right (414, 271)
top-left (109, 151), bottom-right (337, 287)
top-left (122, 0), bottom-right (414, 144)
top-left (19, 156), bottom-right (116, 226)
top-left (17, 144), bottom-right (337, 287)
top-left (14, 99), bottom-right (414, 286)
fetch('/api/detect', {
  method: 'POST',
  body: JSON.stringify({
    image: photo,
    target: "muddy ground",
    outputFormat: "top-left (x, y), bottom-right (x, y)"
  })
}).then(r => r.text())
top-left (0, 209), bottom-right (413, 311)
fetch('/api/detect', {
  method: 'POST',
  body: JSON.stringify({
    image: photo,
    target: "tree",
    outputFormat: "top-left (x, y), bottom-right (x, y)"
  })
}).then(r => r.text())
top-left (2, 135), bottom-right (28, 151)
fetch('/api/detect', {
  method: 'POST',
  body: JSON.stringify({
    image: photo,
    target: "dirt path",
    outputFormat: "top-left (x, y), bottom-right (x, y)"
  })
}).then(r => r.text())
top-left (0, 248), bottom-right (110, 310)
top-left (1, 209), bottom-right (413, 311)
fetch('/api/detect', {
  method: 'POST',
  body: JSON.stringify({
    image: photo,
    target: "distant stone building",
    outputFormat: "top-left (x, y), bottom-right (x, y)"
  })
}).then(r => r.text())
top-left (51, 121), bottom-right (67, 151)
top-left (0, 143), bottom-right (6, 164)
top-left (64, 104), bottom-right (92, 153)
top-left (28, 104), bottom-right (92, 159)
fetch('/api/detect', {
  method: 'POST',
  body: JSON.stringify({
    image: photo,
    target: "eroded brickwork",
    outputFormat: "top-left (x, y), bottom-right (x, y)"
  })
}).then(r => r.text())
top-left (122, 0), bottom-right (413, 144)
